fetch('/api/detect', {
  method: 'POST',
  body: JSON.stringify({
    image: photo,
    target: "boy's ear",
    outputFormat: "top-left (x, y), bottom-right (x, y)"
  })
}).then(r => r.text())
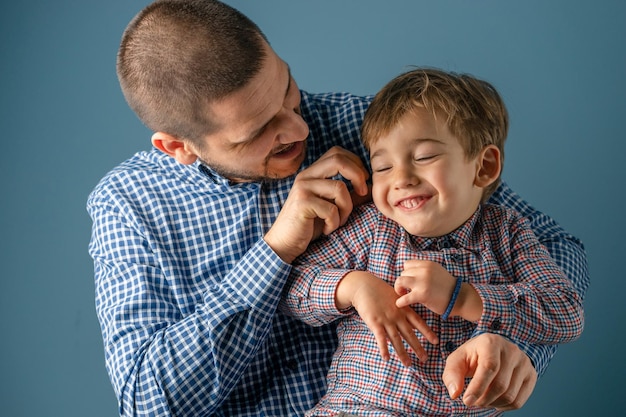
top-left (474, 145), bottom-right (501, 188)
top-left (151, 132), bottom-right (198, 165)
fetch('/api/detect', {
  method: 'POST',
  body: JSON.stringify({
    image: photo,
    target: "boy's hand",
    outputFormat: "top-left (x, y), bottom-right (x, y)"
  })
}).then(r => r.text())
top-left (395, 260), bottom-right (457, 315)
top-left (395, 260), bottom-right (483, 322)
top-left (337, 271), bottom-right (438, 366)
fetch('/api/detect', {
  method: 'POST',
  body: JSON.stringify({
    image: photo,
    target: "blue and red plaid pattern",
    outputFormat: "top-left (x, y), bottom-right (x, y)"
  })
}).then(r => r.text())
top-left (88, 90), bottom-right (589, 417)
top-left (283, 203), bottom-right (584, 416)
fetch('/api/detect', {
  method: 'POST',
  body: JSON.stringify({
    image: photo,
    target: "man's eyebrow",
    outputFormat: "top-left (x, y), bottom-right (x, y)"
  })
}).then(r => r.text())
top-left (240, 65), bottom-right (293, 145)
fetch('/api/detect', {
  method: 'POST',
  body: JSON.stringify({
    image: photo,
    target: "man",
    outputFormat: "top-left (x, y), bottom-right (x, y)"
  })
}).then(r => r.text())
top-left (87, 1), bottom-right (589, 416)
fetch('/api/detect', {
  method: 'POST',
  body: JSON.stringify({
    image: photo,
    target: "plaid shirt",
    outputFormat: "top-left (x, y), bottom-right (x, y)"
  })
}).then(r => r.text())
top-left (87, 91), bottom-right (589, 417)
top-left (283, 203), bottom-right (584, 416)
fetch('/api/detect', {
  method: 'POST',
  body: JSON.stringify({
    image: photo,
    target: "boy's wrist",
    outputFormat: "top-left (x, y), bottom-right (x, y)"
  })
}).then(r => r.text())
top-left (335, 271), bottom-right (360, 310)
top-left (452, 283), bottom-right (483, 322)
top-left (335, 271), bottom-right (379, 311)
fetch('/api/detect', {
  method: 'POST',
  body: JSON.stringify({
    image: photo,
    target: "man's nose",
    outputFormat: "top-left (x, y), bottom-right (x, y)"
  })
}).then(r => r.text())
top-left (276, 108), bottom-right (309, 144)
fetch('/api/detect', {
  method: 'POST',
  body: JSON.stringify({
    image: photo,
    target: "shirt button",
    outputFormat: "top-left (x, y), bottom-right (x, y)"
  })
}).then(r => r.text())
top-left (490, 318), bottom-right (502, 331)
top-left (286, 360), bottom-right (298, 371)
top-left (445, 341), bottom-right (456, 352)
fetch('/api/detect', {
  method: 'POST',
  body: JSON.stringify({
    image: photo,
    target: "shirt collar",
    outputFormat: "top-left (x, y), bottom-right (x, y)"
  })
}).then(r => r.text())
top-left (196, 161), bottom-right (230, 185)
top-left (406, 206), bottom-right (483, 251)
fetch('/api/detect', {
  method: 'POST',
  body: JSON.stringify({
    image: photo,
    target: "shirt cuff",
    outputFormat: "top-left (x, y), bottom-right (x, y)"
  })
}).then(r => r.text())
top-left (307, 269), bottom-right (355, 319)
top-left (471, 283), bottom-right (516, 338)
top-left (222, 239), bottom-right (292, 310)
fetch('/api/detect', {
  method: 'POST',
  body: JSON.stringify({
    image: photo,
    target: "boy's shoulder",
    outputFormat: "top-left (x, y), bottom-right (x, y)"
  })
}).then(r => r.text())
top-left (480, 203), bottom-right (530, 234)
top-left (341, 202), bottom-right (398, 233)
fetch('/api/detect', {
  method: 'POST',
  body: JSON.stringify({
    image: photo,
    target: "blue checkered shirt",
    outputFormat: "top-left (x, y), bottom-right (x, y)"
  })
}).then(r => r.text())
top-left (283, 203), bottom-right (584, 416)
top-left (87, 91), bottom-right (589, 416)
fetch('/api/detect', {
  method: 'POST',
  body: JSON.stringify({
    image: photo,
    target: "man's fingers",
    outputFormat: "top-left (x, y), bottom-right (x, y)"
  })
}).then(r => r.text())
top-left (291, 178), bottom-right (352, 234)
top-left (349, 185), bottom-right (372, 207)
top-left (497, 371), bottom-right (536, 411)
top-left (462, 355), bottom-right (500, 407)
top-left (442, 353), bottom-right (468, 400)
top-left (490, 363), bottom-right (537, 410)
top-left (442, 334), bottom-right (538, 411)
top-left (299, 146), bottom-right (369, 196)
top-left (470, 355), bottom-right (515, 407)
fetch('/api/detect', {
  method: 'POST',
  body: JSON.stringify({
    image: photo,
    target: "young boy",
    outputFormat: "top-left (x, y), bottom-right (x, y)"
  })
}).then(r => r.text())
top-left (280, 68), bottom-right (584, 416)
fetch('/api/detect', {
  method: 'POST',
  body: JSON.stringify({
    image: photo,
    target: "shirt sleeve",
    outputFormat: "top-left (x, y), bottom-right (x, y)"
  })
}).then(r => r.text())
top-left (471, 211), bottom-right (584, 345)
top-left (280, 206), bottom-right (376, 325)
top-left (89, 198), bottom-right (290, 417)
top-left (484, 182), bottom-right (590, 376)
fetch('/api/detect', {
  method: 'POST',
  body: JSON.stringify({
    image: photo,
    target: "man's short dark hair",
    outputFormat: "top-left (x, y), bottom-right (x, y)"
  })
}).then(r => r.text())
top-left (117, 0), bottom-right (267, 142)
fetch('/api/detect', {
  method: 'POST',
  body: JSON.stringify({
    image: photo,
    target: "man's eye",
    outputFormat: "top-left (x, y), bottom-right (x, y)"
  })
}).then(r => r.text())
top-left (373, 166), bottom-right (391, 173)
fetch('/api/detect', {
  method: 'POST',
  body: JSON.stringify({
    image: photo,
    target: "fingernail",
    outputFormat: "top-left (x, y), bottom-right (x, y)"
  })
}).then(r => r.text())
top-left (447, 383), bottom-right (457, 396)
top-left (464, 394), bottom-right (477, 406)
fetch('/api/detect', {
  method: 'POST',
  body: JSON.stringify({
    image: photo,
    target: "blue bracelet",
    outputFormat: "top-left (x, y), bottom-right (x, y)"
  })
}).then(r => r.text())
top-left (442, 277), bottom-right (463, 321)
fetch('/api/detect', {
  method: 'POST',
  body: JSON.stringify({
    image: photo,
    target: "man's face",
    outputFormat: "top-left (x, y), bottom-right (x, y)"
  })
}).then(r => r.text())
top-left (191, 43), bottom-right (310, 182)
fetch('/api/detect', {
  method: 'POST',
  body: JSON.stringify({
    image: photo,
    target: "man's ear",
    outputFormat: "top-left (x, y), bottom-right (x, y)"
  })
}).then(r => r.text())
top-left (474, 145), bottom-right (501, 188)
top-left (151, 132), bottom-right (198, 165)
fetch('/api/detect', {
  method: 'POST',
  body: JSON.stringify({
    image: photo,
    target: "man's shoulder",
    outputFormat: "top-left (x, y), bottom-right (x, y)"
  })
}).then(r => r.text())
top-left (301, 90), bottom-right (372, 105)
top-left (299, 90), bottom-right (373, 165)
top-left (91, 149), bottom-right (161, 187)
top-left (300, 90), bottom-right (372, 119)
top-left (87, 149), bottom-right (194, 207)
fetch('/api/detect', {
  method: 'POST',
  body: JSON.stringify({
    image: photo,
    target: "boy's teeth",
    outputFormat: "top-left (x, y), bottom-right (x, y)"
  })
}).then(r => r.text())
top-left (401, 198), bottom-right (420, 208)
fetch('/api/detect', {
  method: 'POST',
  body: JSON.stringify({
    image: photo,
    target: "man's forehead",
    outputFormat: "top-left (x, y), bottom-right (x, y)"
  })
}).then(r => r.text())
top-left (207, 54), bottom-right (290, 143)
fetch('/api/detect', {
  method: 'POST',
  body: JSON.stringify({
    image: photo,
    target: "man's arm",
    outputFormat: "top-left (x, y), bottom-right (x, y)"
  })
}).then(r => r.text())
top-left (89, 200), bottom-right (288, 417)
top-left (89, 146), bottom-right (370, 416)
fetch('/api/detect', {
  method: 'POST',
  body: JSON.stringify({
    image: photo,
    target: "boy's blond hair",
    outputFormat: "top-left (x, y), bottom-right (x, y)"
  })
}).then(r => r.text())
top-left (361, 67), bottom-right (508, 199)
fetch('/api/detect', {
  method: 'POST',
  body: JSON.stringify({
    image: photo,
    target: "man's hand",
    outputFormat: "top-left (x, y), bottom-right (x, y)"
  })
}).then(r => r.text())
top-left (337, 271), bottom-right (438, 366)
top-left (442, 333), bottom-right (538, 411)
top-left (264, 147), bottom-right (370, 263)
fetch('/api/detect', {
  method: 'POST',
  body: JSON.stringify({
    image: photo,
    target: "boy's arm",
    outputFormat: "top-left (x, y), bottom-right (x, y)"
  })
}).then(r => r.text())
top-left (279, 205), bottom-right (377, 325)
top-left (489, 182), bottom-right (590, 299)
top-left (471, 213), bottom-right (584, 344)
top-left (487, 182), bottom-right (589, 375)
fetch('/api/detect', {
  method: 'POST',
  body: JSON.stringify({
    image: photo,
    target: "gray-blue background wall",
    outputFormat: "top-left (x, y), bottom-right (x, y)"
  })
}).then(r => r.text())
top-left (1, 1), bottom-right (623, 415)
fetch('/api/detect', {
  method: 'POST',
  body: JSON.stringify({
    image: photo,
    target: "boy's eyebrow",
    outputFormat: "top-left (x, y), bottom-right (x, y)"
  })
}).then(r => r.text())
top-left (239, 66), bottom-right (293, 144)
top-left (369, 148), bottom-right (387, 161)
top-left (370, 138), bottom-right (444, 160)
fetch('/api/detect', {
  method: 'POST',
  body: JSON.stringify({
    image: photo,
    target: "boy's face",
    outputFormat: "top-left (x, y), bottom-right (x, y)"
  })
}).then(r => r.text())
top-left (369, 108), bottom-right (484, 237)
